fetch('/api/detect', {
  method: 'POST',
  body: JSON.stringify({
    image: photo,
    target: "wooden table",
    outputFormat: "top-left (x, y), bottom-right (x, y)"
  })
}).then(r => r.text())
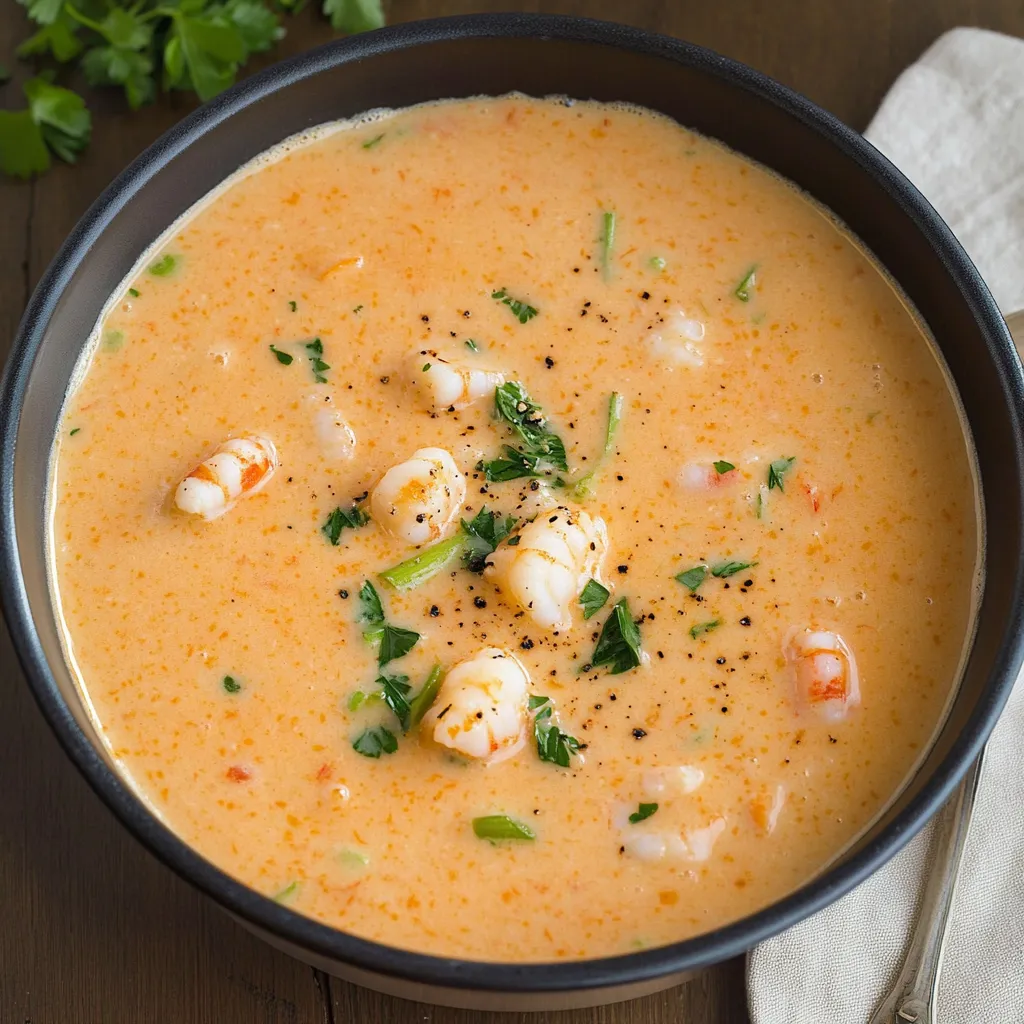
top-left (2, 1), bottom-right (1021, 1020)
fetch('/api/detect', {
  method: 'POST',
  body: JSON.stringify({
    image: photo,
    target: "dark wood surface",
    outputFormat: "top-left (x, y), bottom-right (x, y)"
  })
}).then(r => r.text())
top-left (2, 2), bottom-right (1022, 1021)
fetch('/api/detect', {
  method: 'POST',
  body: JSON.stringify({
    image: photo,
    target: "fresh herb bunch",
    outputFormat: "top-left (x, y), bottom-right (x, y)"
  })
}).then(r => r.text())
top-left (1, 0), bottom-right (384, 179)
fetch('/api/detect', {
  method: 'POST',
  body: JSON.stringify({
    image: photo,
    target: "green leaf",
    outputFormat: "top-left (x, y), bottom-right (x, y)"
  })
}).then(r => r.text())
top-left (223, 0), bottom-right (283, 53)
top-left (95, 7), bottom-right (151, 49)
top-left (222, 675), bottom-right (241, 693)
top-left (321, 503), bottom-right (369, 545)
top-left (17, 15), bottom-right (83, 62)
top-left (464, 338), bottom-right (479, 352)
top-left (628, 802), bottom-right (658, 824)
top-left (81, 46), bottom-right (155, 109)
top-left (377, 673), bottom-right (412, 731)
top-left (493, 381), bottom-right (567, 470)
top-left (0, 64), bottom-right (8, 85)
top-left (689, 619), bottom-right (722, 640)
top-left (579, 579), bottom-right (610, 620)
top-left (491, 288), bottom-right (539, 325)
top-left (163, 36), bottom-right (185, 85)
top-left (357, 580), bottom-right (384, 625)
top-left (479, 445), bottom-right (541, 483)
top-left (272, 880), bottom-right (300, 903)
top-left (461, 507), bottom-right (516, 573)
top-left (378, 534), bottom-right (464, 591)
top-left (148, 254), bottom-right (178, 276)
top-left (18, 0), bottom-right (65, 26)
top-left (268, 344), bottom-right (293, 365)
top-left (407, 665), bottom-right (444, 729)
top-left (767, 456), bottom-right (796, 492)
top-left (171, 11), bottom-right (246, 102)
top-left (378, 624), bottom-right (420, 666)
top-left (592, 598), bottom-right (643, 674)
top-left (713, 460), bottom-right (735, 475)
top-left (674, 566), bottom-right (707, 593)
top-left (734, 264), bottom-right (758, 302)
top-left (532, 700), bottom-right (581, 767)
top-left (650, 255), bottom-right (666, 271)
top-left (352, 725), bottom-right (398, 758)
top-left (23, 77), bottom-right (91, 164)
top-left (710, 559), bottom-right (757, 579)
top-left (0, 110), bottom-right (51, 179)
top-left (472, 815), bottom-right (535, 841)
top-left (362, 132), bottom-right (384, 149)
top-left (322, 0), bottom-right (384, 33)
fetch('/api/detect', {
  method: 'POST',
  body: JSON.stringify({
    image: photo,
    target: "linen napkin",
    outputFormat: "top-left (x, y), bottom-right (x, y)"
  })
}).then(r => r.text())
top-left (746, 28), bottom-right (1024, 1024)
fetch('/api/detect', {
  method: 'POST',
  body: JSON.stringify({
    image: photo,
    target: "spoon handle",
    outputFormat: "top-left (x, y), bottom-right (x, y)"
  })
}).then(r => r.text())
top-left (867, 752), bottom-right (985, 1024)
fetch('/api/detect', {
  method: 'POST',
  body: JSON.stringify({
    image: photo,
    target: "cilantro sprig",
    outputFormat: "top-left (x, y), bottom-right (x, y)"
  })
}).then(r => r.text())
top-left (591, 598), bottom-right (644, 674)
top-left (530, 695), bottom-right (582, 768)
top-left (0, 76), bottom-right (90, 179)
top-left (479, 381), bottom-right (568, 482)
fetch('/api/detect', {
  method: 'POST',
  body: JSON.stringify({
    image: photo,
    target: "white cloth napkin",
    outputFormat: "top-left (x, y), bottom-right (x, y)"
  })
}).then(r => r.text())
top-left (747, 27), bottom-right (1024, 1024)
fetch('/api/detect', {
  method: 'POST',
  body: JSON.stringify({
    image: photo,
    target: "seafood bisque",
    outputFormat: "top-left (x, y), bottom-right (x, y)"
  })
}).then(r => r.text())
top-left (49, 96), bottom-right (980, 962)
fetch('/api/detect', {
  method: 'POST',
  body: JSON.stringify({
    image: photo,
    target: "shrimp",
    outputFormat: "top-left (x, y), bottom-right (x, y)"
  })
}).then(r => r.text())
top-left (311, 401), bottom-right (356, 461)
top-left (424, 648), bottom-right (529, 763)
top-left (370, 447), bottom-right (466, 546)
top-left (484, 505), bottom-right (608, 631)
top-left (677, 462), bottom-right (739, 491)
top-left (174, 434), bottom-right (278, 520)
top-left (646, 310), bottom-right (707, 369)
top-left (618, 815), bottom-right (727, 863)
top-left (750, 784), bottom-right (786, 835)
top-left (641, 765), bottom-right (705, 798)
top-left (785, 627), bottom-right (860, 722)
top-left (411, 351), bottom-right (505, 411)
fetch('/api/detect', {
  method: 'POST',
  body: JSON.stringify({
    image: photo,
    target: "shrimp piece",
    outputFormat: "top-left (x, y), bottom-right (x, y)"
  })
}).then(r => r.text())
top-left (786, 627), bottom-right (860, 722)
top-left (646, 310), bottom-right (707, 369)
top-left (424, 648), bottom-right (529, 763)
top-left (411, 351), bottom-right (505, 411)
top-left (641, 765), bottom-right (705, 798)
top-left (678, 462), bottom-right (739, 491)
top-left (484, 505), bottom-right (608, 631)
top-left (750, 784), bottom-right (786, 835)
top-left (174, 434), bottom-right (278, 520)
top-left (370, 447), bottom-right (466, 546)
top-left (620, 818), bottom-right (727, 863)
top-left (313, 403), bottom-right (356, 461)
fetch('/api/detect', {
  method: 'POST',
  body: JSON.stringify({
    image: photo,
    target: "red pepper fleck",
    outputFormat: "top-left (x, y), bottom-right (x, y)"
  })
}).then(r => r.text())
top-left (226, 764), bottom-right (252, 782)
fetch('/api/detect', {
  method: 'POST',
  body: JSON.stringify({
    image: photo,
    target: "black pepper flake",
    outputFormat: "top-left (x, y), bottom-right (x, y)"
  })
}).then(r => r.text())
top-left (716, 657), bottom-right (726, 665)
top-left (721, 706), bottom-right (729, 714)
top-left (632, 728), bottom-right (647, 739)
top-left (657, 651), bottom-right (664, 659)
top-left (380, 376), bottom-right (390, 384)
top-left (617, 564), bottom-right (629, 574)
top-left (338, 589), bottom-right (349, 599)
top-left (829, 735), bottom-right (838, 744)
top-left (740, 616), bottom-right (752, 626)
top-left (429, 605), bottom-right (440, 617)
top-left (473, 596), bottom-right (487, 609)
top-left (640, 291), bottom-right (650, 300)
top-left (521, 639), bottom-right (535, 650)
top-left (421, 315), bottom-right (429, 322)
top-left (609, 693), bottom-right (617, 701)
top-left (545, 356), bottom-right (554, 368)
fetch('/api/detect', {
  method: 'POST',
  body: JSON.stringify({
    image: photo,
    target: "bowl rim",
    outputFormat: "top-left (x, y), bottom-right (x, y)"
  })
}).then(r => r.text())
top-left (2, 11), bottom-right (1022, 995)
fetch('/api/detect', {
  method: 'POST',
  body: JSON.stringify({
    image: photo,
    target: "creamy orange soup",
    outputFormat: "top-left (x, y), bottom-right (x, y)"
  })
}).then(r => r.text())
top-left (50, 96), bottom-right (979, 961)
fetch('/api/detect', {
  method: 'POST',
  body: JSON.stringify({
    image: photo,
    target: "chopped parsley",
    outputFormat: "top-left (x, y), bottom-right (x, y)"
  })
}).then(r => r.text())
top-left (592, 598), bottom-right (644, 674)
top-left (713, 460), bottom-right (735, 474)
top-left (222, 675), bottom-right (241, 694)
top-left (461, 507), bottom-right (517, 573)
top-left (479, 445), bottom-right (542, 483)
top-left (767, 456), bottom-right (796, 491)
top-left (472, 815), bottom-right (535, 841)
top-left (689, 619), bottom-right (722, 640)
top-left (353, 305), bottom-right (363, 314)
top-left (492, 287), bottom-right (538, 324)
top-left (269, 344), bottom-right (294, 365)
top-left (628, 802), bottom-right (659, 824)
top-left (465, 338), bottom-right (480, 352)
top-left (321, 503), bottom-right (369, 545)
top-left (650, 256), bottom-right (666, 271)
top-left (711, 559), bottom-right (758, 578)
top-left (734, 264), bottom-right (758, 302)
top-left (377, 673), bottom-right (412, 731)
top-left (579, 579), bottom-right (610, 619)
top-left (68, 427), bottom-right (80, 436)
top-left (148, 254), bottom-right (178, 276)
top-left (407, 665), bottom-right (444, 729)
top-left (128, 287), bottom-right (140, 298)
top-left (305, 337), bottom-right (330, 383)
top-left (363, 133), bottom-right (385, 149)
top-left (675, 566), bottom-right (708, 593)
top-left (357, 580), bottom-right (385, 625)
top-left (377, 624), bottom-right (420, 666)
top-left (288, 300), bottom-right (297, 312)
top-left (493, 381), bottom-right (567, 470)
top-left (378, 534), bottom-right (464, 591)
top-left (352, 726), bottom-right (398, 758)
top-left (600, 209), bottom-right (616, 277)
top-left (347, 690), bottom-right (384, 712)
top-left (273, 880), bottom-right (301, 903)
top-left (531, 695), bottom-right (582, 767)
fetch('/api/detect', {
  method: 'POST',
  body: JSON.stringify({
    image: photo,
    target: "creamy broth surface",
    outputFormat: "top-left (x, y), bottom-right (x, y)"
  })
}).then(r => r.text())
top-left (51, 97), bottom-right (978, 961)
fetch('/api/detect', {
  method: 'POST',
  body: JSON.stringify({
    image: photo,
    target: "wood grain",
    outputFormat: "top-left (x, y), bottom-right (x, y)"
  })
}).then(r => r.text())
top-left (2, 1), bottom-right (1022, 1021)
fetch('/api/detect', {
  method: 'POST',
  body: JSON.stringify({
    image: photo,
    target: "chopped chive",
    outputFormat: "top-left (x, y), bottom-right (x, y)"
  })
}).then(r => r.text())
top-left (363, 133), bottom-right (385, 149)
top-left (272, 880), bottom-right (301, 903)
top-left (269, 344), bottom-right (293, 365)
top-left (69, 427), bottom-right (81, 436)
top-left (675, 566), bottom-right (707, 593)
top-left (408, 665), bottom-right (445, 729)
top-left (734, 265), bottom-right (758, 302)
top-left (628, 802), bottom-right (658, 824)
top-left (378, 535), bottom-right (464, 591)
top-left (222, 675), bottom-right (241, 694)
top-left (465, 338), bottom-right (480, 352)
top-left (689, 619), bottom-right (722, 640)
top-left (337, 849), bottom-right (369, 868)
top-left (148, 254), bottom-right (178, 277)
top-left (472, 815), bottom-right (536, 841)
top-left (604, 391), bottom-right (624, 455)
top-left (600, 209), bottom-right (616, 277)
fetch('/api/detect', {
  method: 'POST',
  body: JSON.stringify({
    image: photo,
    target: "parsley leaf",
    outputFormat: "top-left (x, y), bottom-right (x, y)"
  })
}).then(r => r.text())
top-left (148, 254), bottom-right (177, 276)
top-left (377, 673), bottom-right (412, 731)
top-left (767, 456), bottom-right (796, 492)
top-left (713, 460), bottom-right (735, 474)
top-left (734, 264), bottom-right (758, 302)
top-left (493, 381), bottom-right (568, 470)
top-left (269, 344), bottom-right (293, 365)
top-left (472, 815), bottom-right (535, 841)
top-left (321, 503), bottom-right (369, 546)
top-left (710, 559), bottom-right (757, 578)
top-left (461, 507), bottom-right (517, 573)
top-left (305, 337), bottom-right (329, 383)
top-left (592, 598), bottom-right (644, 674)
top-left (492, 287), bottom-right (538, 324)
top-left (352, 725), bottom-right (398, 758)
top-left (377, 624), bottom-right (420, 666)
top-left (478, 445), bottom-right (541, 483)
top-left (0, 77), bottom-right (91, 179)
top-left (628, 802), bottom-right (658, 824)
top-left (322, 0), bottom-right (384, 33)
top-left (407, 665), bottom-right (444, 729)
top-left (689, 619), bottom-right (722, 640)
top-left (532, 697), bottom-right (582, 767)
top-left (357, 580), bottom-right (385, 625)
top-left (222, 675), bottom-right (241, 693)
top-left (579, 579), bottom-right (610, 620)
top-left (675, 566), bottom-right (707, 593)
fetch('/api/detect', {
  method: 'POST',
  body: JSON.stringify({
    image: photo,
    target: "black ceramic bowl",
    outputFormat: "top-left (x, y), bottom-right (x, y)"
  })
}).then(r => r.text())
top-left (2, 13), bottom-right (1023, 1012)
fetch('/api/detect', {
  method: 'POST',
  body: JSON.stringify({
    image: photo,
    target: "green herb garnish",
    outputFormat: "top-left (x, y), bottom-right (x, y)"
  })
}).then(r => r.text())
top-left (713, 460), bottom-right (735, 474)
top-left (592, 598), bottom-right (643, 674)
top-left (571, 391), bottom-right (624, 501)
top-left (650, 256), bottom-right (666, 271)
top-left (128, 287), bottom-right (140, 298)
top-left (493, 381), bottom-right (567, 470)
top-left (377, 673), bottom-right (412, 731)
top-left (148, 253), bottom-right (177, 276)
top-left (357, 580), bottom-right (385, 625)
top-left (689, 619), bottom-right (722, 640)
top-left (600, 209), bottom-right (616, 277)
top-left (734, 265), bottom-right (758, 302)
top-left (352, 725), bottom-right (398, 759)
top-left (377, 624), bottom-right (420, 666)
top-left (531, 696), bottom-right (582, 767)
top-left (478, 445), bottom-right (541, 483)
top-left (579, 579), bottom-right (610, 620)
top-left (0, 77), bottom-right (90, 179)
top-left (305, 337), bottom-right (329, 383)
top-left (272, 880), bottom-right (301, 903)
top-left (675, 566), bottom-right (708, 593)
top-left (69, 427), bottom-right (81, 436)
top-left (269, 344), bottom-right (293, 365)
top-left (492, 287), bottom-right (538, 324)
top-left (465, 338), bottom-right (479, 353)
top-left (337, 848), bottom-right (369, 868)
top-left (352, 304), bottom-right (363, 314)
top-left (378, 534), bottom-right (464, 591)
top-left (628, 802), bottom-right (658, 824)
top-left (288, 300), bottom-right (297, 311)
top-left (222, 675), bottom-right (241, 694)
top-left (322, 503), bottom-right (369, 546)
top-left (362, 132), bottom-right (385, 149)
top-left (407, 665), bottom-right (444, 729)
top-left (461, 507), bottom-right (517, 573)
top-left (767, 456), bottom-right (796, 492)
top-left (472, 815), bottom-right (535, 841)
top-left (710, 559), bottom-right (757, 578)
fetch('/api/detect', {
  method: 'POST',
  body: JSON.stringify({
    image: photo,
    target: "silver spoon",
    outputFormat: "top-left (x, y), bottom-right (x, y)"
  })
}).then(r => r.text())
top-left (869, 309), bottom-right (1024, 1024)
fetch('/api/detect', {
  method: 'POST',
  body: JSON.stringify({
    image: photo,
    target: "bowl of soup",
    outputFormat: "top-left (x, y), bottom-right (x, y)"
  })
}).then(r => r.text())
top-left (3, 13), bottom-right (1023, 1011)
